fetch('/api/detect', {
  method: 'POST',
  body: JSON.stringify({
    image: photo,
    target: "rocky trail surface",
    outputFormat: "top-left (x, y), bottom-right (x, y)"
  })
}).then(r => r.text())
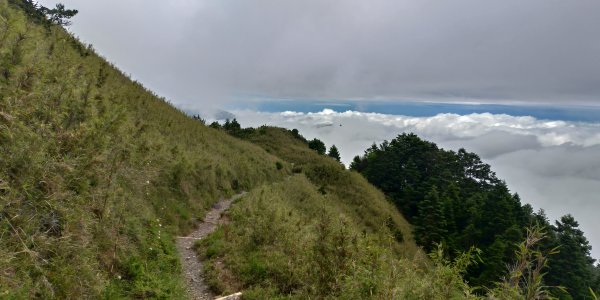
top-left (176, 193), bottom-right (246, 300)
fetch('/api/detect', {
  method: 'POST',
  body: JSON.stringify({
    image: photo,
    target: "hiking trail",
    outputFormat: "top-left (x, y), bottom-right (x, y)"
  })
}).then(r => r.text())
top-left (176, 193), bottom-right (245, 300)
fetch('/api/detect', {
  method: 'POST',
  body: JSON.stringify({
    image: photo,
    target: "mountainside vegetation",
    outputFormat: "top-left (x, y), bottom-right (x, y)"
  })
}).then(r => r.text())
top-left (0, 1), bottom-right (287, 297)
top-left (206, 123), bottom-right (600, 299)
top-left (351, 133), bottom-right (600, 299)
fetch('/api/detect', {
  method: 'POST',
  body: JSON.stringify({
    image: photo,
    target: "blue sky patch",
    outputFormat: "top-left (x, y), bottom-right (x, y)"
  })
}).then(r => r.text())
top-left (229, 99), bottom-right (600, 123)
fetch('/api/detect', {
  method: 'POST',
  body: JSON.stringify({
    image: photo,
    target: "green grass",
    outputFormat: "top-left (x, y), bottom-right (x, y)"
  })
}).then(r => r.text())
top-left (243, 126), bottom-right (418, 256)
top-left (197, 176), bottom-right (482, 299)
top-left (0, 1), bottom-right (287, 298)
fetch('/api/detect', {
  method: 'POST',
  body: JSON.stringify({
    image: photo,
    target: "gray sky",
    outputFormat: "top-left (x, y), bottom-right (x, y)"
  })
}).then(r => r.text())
top-left (40, 0), bottom-right (600, 108)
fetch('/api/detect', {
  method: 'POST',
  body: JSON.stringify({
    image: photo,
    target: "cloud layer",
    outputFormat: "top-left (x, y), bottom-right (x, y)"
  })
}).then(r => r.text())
top-left (231, 109), bottom-right (600, 259)
top-left (41, 0), bottom-right (600, 106)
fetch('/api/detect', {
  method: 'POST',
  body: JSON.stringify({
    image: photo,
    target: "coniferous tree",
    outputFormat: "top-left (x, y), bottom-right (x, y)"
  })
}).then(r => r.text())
top-left (40, 3), bottom-right (78, 26)
top-left (351, 132), bottom-right (598, 294)
top-left (545, 215), bottom-right (596, 299)
top-left (327, 145), bottom-right (341, 162)
top-left (413, 186), bottom-right (447, 252)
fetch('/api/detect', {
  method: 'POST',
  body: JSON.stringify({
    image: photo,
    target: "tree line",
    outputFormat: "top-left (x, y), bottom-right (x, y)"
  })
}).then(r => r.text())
top-left (351, 133), bottom-right (600, 299)
top-left (208, 118), bottom-right (342, 163)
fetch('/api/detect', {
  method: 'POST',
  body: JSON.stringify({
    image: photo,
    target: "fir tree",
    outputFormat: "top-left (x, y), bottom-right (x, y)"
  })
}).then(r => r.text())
top-left (546, 215), bottom-right (596, 299)
top-left (327, 145), bottom-right (341, 162)
top-left (40, 3), bottom-right (78, 26)
top-left (413, 186), bottom-right (447, 252)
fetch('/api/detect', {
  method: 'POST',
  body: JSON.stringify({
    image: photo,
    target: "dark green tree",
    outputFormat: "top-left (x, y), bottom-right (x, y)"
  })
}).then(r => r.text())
top-left (40, 3), bottom-right (78, 26)
top-left (350, 132), bottom-right (596, 292)
top-left (545, 215), bottom-right (596, 299)
top-left (327, 145), bottom-right (341, 162)
top-left (209, 121), bottom-right (221, 129)
top-left (289, 128), bottom-right (307, 142)
top-left (308, 138), bottom-right (326, 155)
top-left (413, 186), bottom-right (447, 252)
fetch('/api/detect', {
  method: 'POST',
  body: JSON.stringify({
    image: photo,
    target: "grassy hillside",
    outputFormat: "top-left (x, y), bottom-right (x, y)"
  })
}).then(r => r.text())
top-left (0, 1), bottom-right (425, 298)
top-left (0, 1), bottom-right (287, 298)
top-left (195, 127), bottom-right (479, 298)
top-left (245, 127), bottom-right (418, 257)
top-left (198, 175), bottom-right (478, 299)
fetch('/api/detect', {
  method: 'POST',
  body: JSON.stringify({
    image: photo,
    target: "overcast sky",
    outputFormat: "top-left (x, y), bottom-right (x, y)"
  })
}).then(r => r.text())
top-left (37, 1), bottom-right (600, 258)
top-left (40, 0), bottom-right (600, 108)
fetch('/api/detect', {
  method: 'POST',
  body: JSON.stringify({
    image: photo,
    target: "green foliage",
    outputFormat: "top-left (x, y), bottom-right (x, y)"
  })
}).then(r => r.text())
top-left (289, 128), bottom-right (307, 142)
top-left (487, 226), bottom-right (558, 300)
top-left (543, 215), bottom-right (597, 299)
top-left (308, 138), bottom-right (326, 155)
top-left (275, 161), bottom-right (284, 170)
top-left (327, 144), bottom-right (341, 162)
top-left (351, 133), bottom-right (527, 285)
top-left (40, 3), bottom-right (78, 26)
top-left (414, 186), bottom-right (447, 252)
top-left (351, 133), bottom-right (598, 296)
top-left (212, 118), bottom-right (257, 138)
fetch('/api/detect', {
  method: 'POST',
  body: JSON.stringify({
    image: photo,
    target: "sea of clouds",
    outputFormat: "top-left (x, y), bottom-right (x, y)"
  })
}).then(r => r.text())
top-left (230, 109), bottom-right (600, 259)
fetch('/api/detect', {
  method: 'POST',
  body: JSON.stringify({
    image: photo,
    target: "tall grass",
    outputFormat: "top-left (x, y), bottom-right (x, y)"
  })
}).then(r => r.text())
top-left (0, 1), bottom-right (286, 297)
top-left (243, 126), bottom-right (419, 257)
top-left (198, 176), bottom-right (480, 299)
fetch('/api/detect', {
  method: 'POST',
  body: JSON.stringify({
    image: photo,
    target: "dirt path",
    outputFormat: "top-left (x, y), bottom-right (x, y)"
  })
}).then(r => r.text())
top-left (176, 193), bottom-right (245, 300)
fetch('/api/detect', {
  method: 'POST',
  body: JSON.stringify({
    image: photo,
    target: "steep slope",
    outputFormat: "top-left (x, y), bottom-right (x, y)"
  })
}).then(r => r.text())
top-left (0, 2), bottom-right (287, 298)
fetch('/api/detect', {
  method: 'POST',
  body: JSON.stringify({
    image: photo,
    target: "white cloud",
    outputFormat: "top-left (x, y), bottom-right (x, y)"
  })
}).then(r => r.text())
top-left (231, 109), bottom-right (600, 259)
